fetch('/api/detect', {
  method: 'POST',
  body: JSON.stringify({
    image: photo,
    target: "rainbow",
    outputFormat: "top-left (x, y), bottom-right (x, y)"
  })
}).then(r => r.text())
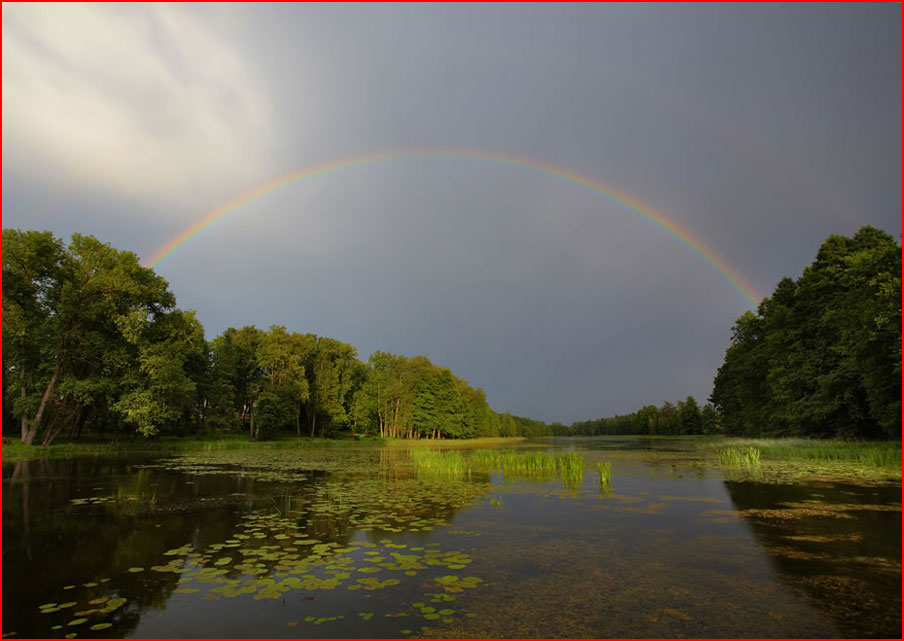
top-left (145, 150), bottom-right (760, 307)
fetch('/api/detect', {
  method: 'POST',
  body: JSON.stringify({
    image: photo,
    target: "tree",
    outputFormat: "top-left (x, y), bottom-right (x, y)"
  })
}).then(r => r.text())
top-left (700, 403), bottom-right (720, 435)
top-left (115, 309), bottom-right (205, 437)
top-left (3, 231), bottom-right (178, 444)
top-left (305, 337), bottom-right (358, 438)
top-left (256, 326), bottom-right (309, 439)
top-left (711, 226), bottom-right (901, 439)
top-left (677, 396), bottom-right (702, 435)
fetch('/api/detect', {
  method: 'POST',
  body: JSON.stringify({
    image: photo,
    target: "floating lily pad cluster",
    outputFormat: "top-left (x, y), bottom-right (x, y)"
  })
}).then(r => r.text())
top-left (37, 448), bottom-right (494, 637)
top-left (68, 496), bottom-right (116, 506)
top-left (35, 506), bottom-right (485, 637)
top-left (304, 478), bottom-right (489, 534)
top-left (138, 448), bottom-right (391, 483)
top-left (137, 458), bottom-right (309, 483)
top-left (37, 592), bottom-right (127, 636)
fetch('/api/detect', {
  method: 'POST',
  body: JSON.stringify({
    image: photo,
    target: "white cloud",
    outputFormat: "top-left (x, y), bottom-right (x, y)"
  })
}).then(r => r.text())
top-left (2, 3), bottom-right (278, 216)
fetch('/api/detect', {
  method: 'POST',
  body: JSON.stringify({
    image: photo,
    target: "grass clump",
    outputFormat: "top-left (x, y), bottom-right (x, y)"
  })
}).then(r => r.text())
top-left (596, 461), bottom-right (612, 497)
top-left (718, 447), bottom-right (761, 467)
top-left (498, 451), bottom-right (558, 474)
top-left (410, 448), bottom-right (466, 478)
top-left (703, 438), bottom-right (901, 472)
top-left (596, 461), bottom-right (612, 484)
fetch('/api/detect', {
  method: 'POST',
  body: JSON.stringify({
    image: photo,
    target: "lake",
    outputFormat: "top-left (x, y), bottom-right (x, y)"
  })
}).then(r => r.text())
top-left (2, 438), bottom-right (900, 638)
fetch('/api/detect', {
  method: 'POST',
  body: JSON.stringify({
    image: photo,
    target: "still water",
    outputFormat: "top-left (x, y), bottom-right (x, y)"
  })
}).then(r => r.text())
top-left (2, 438), bottom-right (900, 638)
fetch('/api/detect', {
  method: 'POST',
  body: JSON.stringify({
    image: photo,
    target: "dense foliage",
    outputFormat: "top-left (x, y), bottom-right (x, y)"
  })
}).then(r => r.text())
top-left (3, 230), bottom-right (550, 443)
top-left (5, 226), bottom-right (898, 444)
top-left (549, 395), bottom-right (718, 437)
top-left (710, 226), bottom-right (901, 439)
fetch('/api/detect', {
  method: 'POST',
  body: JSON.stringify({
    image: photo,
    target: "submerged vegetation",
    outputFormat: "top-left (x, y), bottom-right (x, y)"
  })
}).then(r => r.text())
top-left (4, 436), bottom-right (901, 638)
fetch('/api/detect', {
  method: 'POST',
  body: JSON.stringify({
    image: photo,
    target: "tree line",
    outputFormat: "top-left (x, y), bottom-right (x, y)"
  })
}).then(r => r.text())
top-left (2, 230), bottom-right (551, 445)
top-left (548, 395), bottom-right (719, 437)
top-left (540, 226), bottom-right (900, 441)
top-left (710, 226), bottom-right (900, 439)
top-left (5, 226), bottom-right (898, 445)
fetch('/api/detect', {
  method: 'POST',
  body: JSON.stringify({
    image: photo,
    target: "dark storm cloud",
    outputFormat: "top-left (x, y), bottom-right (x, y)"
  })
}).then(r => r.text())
top-left (3, 3), bottom-right (900, 422)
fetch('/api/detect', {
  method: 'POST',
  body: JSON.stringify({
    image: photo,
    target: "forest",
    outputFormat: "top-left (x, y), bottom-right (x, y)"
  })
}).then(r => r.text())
top-left (3, 226), bottom-right (899, 446)
top-left (2, 230), bottom-right (548, 445)
top-left (710, 226), bottom-right (900, 439)
top-left (548, 395), bottom-right (718, 437)
top-left (554, 226), bottom-right (901, 441)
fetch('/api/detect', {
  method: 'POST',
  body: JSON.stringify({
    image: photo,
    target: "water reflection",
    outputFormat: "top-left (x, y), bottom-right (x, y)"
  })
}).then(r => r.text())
top-left (724, 480), bottom-right (902, 638)
top-left (2, 453), bottom-right (486, 639)
top-left (2, 441), bottom-right (900, 639)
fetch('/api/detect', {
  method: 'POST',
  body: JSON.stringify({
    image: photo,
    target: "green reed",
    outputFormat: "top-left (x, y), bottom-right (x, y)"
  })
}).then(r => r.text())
top-left (718, 446), bottom-right (761, 467)
top-left (409, 448), bottom-right (466, 477)
top-left (596, 461), bottom-right (612, 484)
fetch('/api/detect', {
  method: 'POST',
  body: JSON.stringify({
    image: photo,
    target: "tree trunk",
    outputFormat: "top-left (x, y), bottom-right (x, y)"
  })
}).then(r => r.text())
top-left (19, 365), bottom-right (27, 442)
top-left (309, 410), bottom-right (317, 440)
top-left (250, 403), bottom-right (256, 441)
top-left (392, 398), bottom-right (400, 438)
top-left (296, 402), bottom-right (301, 437)
top-left (42, 406), bottom-right (79, 446)
top-left (24, 363), bottom-right (60, 445)
top-left (69, 408), bottom-right (87, 441)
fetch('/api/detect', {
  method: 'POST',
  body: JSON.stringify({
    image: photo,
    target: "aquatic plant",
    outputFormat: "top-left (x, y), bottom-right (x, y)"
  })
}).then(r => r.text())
top-left (470, 450), bottom-right (501, 467)
top-left (410, 449), bottom-right (466, 477)
top-left (718, 447), bottom-right (761, 467)
top-left (596, 461), bottom-right (611, 484)
top-left (595, 462), bottom-right (612, 497)
top-left (556, 452), bottom-right (585, 489)
top-left (701, 438), bottom-right (901, 472)
top-left (499, 451), bottom-right (558, 473)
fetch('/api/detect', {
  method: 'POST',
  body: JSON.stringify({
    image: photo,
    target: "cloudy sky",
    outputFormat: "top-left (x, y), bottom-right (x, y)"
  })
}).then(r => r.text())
top-left (3, 3), bottom-right (900, 423)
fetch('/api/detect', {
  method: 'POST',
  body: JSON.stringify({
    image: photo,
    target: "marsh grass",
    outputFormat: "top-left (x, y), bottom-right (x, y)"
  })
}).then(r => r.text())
top-left (595, 461), bottom-right (612, 497)
top-left (596, 461), bottom-right (612, 484)
top-left (704, 439), bottom-right (900, 470)
top-left (410, 449), bottom-right (587, 487)
top-left (499, 451), bottom-right (558, 474)
top-left (719, 447), bottom-right (761, 467)
top-left (410, 448), bottom-right (466, 478)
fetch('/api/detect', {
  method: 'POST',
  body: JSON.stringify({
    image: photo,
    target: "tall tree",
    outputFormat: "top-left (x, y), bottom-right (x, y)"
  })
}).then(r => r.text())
top-left (677, 396), bottom-right (703, 435)
top-left (3, 231), bottom-right (177, 444)
top-left (711, 226), bottom-right (901, 439)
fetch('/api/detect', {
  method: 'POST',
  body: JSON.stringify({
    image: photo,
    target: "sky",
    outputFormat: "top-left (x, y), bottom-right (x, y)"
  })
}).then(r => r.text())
top-left (3, 3), bottom-right (900, 424)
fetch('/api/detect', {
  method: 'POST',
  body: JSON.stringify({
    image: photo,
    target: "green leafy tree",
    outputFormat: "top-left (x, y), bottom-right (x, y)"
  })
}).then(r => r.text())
top-left (700, 403), bottom-right (721, 435)
top-left (3, 231), bottom-right (177, 444)
top-left (711, 226), bottom-right (901, 439)
top-left (677, 396), bottom-right (702, 435)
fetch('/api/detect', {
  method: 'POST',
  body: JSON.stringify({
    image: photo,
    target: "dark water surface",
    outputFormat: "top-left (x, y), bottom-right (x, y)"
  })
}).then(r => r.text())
top-left (2, 438), bottom-right (900, 638)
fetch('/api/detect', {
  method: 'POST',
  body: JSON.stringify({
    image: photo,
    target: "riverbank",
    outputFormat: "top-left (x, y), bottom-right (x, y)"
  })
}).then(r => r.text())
top-left (0, 435), bottom-right (529, 463)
